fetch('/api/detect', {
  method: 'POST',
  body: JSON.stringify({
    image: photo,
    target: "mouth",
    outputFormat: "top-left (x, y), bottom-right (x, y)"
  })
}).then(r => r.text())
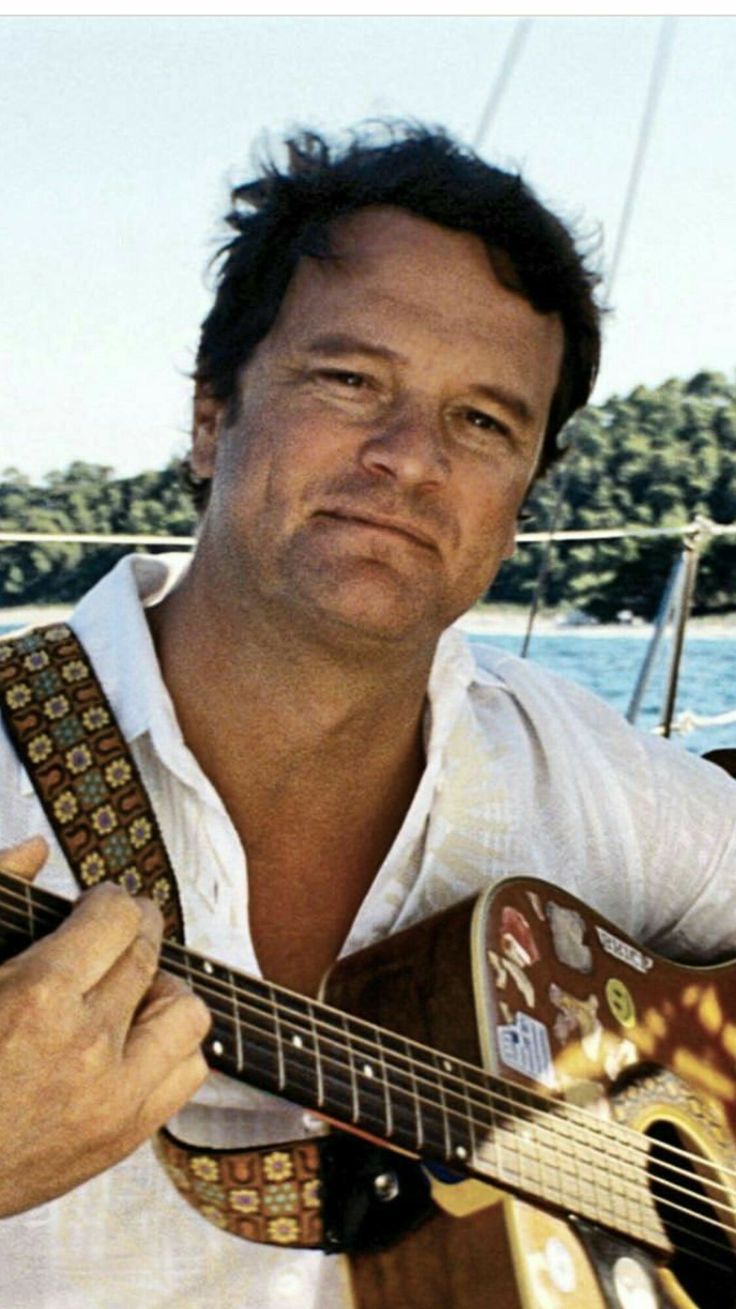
top-left (314, 509), bottom-right (438, 551)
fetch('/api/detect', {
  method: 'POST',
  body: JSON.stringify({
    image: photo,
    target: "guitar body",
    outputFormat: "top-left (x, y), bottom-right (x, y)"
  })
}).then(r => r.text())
top-left (324, 879), bottom-right (736, 1309)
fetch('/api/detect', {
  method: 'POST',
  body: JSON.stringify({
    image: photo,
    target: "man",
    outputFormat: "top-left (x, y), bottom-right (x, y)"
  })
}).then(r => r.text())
top-left (1, 125), bottom-right (734, 1307)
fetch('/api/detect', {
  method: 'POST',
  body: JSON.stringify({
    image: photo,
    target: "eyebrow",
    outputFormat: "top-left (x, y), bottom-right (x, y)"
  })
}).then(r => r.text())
top-left (472, 383), bottom-right (535, 426)
top-left (306, 333), bottom-right (535, 425)
top-left (305, 333), bottom-right (408, 366)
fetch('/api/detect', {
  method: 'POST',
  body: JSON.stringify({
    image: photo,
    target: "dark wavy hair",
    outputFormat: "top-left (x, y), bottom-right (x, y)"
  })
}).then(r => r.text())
top-left (190, 124), bottom-right (601, 504)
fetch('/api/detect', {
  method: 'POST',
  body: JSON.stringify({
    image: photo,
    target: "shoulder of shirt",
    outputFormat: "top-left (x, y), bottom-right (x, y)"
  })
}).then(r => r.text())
top-left (464, 634), bottom-right (736, 791)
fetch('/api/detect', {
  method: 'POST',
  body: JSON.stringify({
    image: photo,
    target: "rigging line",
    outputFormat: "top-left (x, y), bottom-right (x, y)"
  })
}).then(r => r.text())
top-left (472, 19), bottom-right (533, 151)
top-left (605, 16), bottom-right (677, 300)
top-left (2, 521), bottom-right (734, 549)
top-left (521, 17), bottom-right (677, 658)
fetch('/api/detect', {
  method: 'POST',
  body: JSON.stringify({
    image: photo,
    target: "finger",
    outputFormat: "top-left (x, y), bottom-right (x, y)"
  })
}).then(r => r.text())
top-left (35, 884), bottom-right (161, 995)
top-left (123, 986), bottom-right (211, 1105)
top-left (0, 836), bottom-right (49, 880)
top-left (135, 969), bottom-right (211, 1027)
top-left (132, 1049), bottom-right (211, 1142)
top-left (84, 898), bottom-right (166, 1025)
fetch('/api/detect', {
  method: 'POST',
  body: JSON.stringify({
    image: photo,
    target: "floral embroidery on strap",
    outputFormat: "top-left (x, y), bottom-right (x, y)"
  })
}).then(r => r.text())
top-left (0, 625), bottom-right (182, 939)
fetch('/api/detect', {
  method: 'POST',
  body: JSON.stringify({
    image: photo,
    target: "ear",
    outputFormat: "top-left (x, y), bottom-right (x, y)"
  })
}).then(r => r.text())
top-left (191, 386), bottom-right (224, 478)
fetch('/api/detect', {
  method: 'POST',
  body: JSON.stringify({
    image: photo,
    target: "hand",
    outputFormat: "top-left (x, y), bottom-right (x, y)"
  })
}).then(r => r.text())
top-left (0, 838), bottom-right (211, 1217)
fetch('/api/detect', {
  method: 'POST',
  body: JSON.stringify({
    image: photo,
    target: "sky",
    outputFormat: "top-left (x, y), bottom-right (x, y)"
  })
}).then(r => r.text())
top-left (2, 15), bottom-right (735, 481)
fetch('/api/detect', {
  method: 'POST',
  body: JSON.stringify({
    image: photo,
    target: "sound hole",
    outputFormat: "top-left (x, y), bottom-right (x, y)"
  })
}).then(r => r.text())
top-left (647, 1119), bottom-right (736, 1307)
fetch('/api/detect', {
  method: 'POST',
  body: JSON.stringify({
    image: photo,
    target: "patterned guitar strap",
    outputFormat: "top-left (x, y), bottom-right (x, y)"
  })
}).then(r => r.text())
top-left (0, 623), bottom-right (432, 1253)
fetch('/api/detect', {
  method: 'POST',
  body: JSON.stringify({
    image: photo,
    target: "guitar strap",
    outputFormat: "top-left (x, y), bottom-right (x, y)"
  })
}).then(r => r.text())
top-left (0, 622), bottom-right (432, 1252)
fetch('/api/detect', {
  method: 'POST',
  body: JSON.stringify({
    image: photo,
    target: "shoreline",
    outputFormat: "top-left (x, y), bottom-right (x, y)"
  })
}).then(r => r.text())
top-left (456, 608), bottom-right (736, 641)
top-left (2, 602), bottom-right (735, 641)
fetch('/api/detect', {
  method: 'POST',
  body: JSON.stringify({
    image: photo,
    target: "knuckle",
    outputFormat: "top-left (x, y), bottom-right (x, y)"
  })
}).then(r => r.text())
top-left (124, 933), bottom-right (161, 988)
top-left (181, 994), bottom-right (212, 1043)
top-left (76, 1025), bottom-right (116, 1077)
top-left (83, 881), bottom-right (143, 930)
top-left (11, 959), bottom-right (71, 1021)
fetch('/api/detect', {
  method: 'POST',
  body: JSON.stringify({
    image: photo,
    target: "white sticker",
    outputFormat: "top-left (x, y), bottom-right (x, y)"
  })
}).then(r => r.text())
top-left (545, 1236), bottom-right (576, 1293)
top-left (596, 926), bottom-right (653, 974)
top-left (612, 1255), bottom-right (657, 1309)
top-left (497, 1011), bottom-right (556, 1087)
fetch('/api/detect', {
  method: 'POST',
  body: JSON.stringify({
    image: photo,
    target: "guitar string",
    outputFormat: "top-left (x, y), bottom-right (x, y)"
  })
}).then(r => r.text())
top-left (0, 881), bottom-right (715, 1200)
top-left (2, 882), bottom-right (734, 1227)
top-left (2, 883), bottom-right (735, 1258)
top-left (151, 959), bottom-right (736, 1271)
top-left (1, 879), bottom-right (733, 1228)
top-left (2, 900), bottom-right (734, 1275)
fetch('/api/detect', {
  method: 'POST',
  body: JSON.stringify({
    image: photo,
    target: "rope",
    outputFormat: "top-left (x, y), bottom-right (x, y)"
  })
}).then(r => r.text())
top-left (2, 519), bottom-right (734, 550)
top-left (666, 708), bottom-right (736, 736)
top-left (521, 17), bottom-right (678, 657)
top-left (473, 19), bottom-right (533, 150)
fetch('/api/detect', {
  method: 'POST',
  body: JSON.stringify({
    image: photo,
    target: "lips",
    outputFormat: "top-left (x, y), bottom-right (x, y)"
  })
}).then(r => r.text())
top-left (315, 509), bottom-right (438, 551)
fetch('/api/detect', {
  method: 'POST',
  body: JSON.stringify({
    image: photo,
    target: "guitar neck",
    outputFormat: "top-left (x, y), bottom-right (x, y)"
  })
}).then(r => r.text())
top-left (0, 872), bottom-right (667, 1256)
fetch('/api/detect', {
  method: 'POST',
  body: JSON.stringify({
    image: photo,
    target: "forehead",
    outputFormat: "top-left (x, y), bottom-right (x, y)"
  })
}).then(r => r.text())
top-left (262, 207), bottom-right (564, 402)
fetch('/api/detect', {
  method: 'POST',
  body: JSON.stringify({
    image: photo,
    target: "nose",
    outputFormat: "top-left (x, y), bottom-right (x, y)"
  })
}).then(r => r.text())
top-left (359, 405), bottom-right (450, 488)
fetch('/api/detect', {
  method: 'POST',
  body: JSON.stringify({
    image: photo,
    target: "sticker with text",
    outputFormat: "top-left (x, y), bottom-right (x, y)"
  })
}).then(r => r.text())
top-left (497, 1011), bottom-right (556, 1088)
top-left (596, 926), bottom-right (653, 974)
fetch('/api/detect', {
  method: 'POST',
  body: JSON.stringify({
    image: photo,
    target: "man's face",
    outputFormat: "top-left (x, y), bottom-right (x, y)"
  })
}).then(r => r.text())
top-left (193, 207), bottom-right (564, 648)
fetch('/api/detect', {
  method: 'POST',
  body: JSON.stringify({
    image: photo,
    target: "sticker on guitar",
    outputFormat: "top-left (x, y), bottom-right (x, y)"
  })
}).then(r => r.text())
top-left (496, 1010), bottom-right (557, 1088)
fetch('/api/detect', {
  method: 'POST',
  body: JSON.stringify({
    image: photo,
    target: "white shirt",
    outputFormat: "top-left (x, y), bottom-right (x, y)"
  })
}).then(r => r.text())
top-left (1, 553), bottom-right (735, 1308)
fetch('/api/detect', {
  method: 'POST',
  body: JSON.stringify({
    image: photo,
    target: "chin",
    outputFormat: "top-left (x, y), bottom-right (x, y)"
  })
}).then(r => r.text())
top-left (306, 587), bottom-right (444, 648)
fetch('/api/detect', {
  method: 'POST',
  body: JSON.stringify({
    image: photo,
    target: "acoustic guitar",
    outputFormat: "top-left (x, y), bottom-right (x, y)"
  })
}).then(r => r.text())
top-left (1, 868), bottom-right (735, 1309)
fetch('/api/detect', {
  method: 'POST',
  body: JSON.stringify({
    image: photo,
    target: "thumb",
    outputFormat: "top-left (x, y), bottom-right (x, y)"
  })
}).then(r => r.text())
top-left (0, 836), bottom-right (50, 881)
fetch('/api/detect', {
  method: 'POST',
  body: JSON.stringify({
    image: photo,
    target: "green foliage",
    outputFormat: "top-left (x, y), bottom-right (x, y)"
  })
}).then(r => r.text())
top-left (492, 370), bottom-right (736, 619)
top-left (2, 370), bottom-right (736, 616)
top-left (0, 461), bottom-right (196, 605)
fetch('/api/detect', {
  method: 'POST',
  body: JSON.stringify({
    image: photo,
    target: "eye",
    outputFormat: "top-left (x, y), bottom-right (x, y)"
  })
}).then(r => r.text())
top-left (463, 407), bottom-right (508, 435)
top-left (317, 368), bottom-right (366, 389)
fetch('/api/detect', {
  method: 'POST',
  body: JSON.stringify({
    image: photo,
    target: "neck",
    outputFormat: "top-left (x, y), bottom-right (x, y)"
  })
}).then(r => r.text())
top-left (148, 557), bottom-right (438, 791)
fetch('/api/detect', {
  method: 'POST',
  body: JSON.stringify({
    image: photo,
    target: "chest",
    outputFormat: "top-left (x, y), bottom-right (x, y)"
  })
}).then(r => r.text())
top-left (245, 840), bottom-right (383, 996)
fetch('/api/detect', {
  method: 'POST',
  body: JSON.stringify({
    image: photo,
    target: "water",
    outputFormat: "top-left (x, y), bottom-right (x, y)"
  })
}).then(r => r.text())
top-left (2, 622), bottom-right (733, 759)
top-left (469, 631), bottom-right (734, 757)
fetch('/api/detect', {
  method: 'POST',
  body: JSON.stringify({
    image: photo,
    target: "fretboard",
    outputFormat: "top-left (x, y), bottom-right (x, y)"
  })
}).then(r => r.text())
top-left (0, 871), bottom-right (668, 1254)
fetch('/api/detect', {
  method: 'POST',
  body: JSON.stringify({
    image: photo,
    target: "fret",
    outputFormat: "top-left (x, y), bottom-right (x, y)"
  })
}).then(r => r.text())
top-left (24, 881), bottom-right (34, 939)
top-left (306, 1000), bottom-right (325, 1108)
top-left (229, 967), bottom-right (244, 1073)
top-left (268, 982), bottom-right (286, 1092)
top-left (351, 1026), bottom-right (390, 1137)
top-left (412, 1053), bottom-right (449, 1162)
top-left (375, 1029), bottom-right (423, 1152)
top-left (279, 993), bottom-right (321, 1106)
top-left (374, 1028), bottom-right (393, 1138)
top-left (460, 1068), bottom-right (478, 1163)
top-left (434, 1052), bottom-right (471, 1164)
top-left (206, 1006), bottom-right (238, 1069)
top-left (406, 1035), bottom-right (425, 1151)
top-left (340, 1014), bottom-right (361, 1123)
top-left (181, 948), bottom-right (195, 996)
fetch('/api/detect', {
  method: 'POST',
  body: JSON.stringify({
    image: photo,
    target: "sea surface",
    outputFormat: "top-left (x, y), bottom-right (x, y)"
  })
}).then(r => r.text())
top-left (1, 621), bottom-right (733, 759)
top-left (468, 631), bottom-right (734, 758)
